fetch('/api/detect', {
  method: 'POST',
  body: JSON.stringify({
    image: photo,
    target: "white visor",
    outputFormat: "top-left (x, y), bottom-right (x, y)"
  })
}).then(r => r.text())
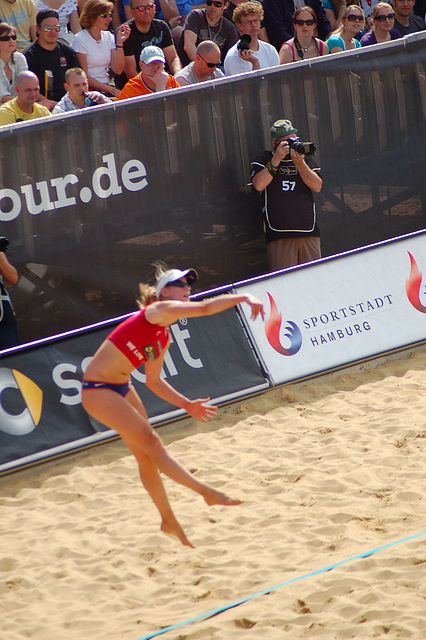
top-left (155, 268), bottom-right (198, 298)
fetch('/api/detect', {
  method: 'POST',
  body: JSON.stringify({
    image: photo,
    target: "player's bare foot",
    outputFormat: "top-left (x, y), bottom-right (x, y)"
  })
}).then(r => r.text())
top-left (161, 518), bottom-right (194, 548)
top-left (203, 487), bottom-right (243, 507)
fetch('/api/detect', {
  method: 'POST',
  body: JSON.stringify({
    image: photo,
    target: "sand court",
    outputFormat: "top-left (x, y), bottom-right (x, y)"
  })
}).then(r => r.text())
top-left (1, 347), bottom-right (426, 640)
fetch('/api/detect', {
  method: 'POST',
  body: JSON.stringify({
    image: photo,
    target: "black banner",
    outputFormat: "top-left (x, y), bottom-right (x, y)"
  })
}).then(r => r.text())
top-left (0, 305), bottom-right (267, 471)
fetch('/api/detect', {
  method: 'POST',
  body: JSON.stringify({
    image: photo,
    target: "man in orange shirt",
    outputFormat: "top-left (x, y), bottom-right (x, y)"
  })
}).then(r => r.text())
top-left (118, 45), bottom-right (180, 99)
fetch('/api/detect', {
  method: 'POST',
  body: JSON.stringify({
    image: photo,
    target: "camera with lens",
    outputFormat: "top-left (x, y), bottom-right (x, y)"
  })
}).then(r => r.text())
top-left (237, 34), bottom-right (252, 51)
top-left (0, 236), bottom-right (9, 252)
top-left (287, 137), bottom-right (316, 156)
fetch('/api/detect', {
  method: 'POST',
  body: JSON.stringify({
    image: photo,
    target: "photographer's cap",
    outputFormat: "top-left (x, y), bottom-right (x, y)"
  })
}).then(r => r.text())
top-left (156, 268), bottom-right (198, 298)
top-left (140, 45), bottom-right (166, 64)
top-left (270, 119), bottom-right (298, 140)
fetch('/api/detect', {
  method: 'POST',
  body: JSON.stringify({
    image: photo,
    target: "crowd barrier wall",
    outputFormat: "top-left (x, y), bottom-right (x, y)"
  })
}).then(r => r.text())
top-left (237, 230), bottom-right (426, 385)
top-left (2, 230), bottom-right (426, 474)
top-left (0, 33), bottom-right (425, 346)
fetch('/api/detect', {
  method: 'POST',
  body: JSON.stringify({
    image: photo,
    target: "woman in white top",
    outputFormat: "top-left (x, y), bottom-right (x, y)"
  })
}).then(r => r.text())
top-left (72, 0), bottom-right (130, 97)
top-left (0, 23), bottom-right (28, 103)
top-left (327, 5), bottom-right (365, 53)
top-left (35, 0), bottom-right (81, 40)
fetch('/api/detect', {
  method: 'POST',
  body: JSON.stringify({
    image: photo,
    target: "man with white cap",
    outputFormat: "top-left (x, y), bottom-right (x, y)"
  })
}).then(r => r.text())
top-left (117, 44), bottom-right (180, 99)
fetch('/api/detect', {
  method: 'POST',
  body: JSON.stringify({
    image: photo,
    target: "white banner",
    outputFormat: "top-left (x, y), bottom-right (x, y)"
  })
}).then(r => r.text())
top-left (236, 232), bottom-right (426, 385)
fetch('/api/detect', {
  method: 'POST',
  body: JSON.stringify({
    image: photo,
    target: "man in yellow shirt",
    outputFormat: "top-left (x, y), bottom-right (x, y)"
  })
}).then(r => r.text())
top-left (118, 45), bottom-right (180, 100)
top-left (0, 70), bottom-right (51, 125)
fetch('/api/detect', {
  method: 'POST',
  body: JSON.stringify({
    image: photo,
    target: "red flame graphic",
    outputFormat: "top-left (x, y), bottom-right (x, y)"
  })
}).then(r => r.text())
top-left (406, 252), bottom-right (426, 313)
top-left (265, 292), bottom-right (286, 353)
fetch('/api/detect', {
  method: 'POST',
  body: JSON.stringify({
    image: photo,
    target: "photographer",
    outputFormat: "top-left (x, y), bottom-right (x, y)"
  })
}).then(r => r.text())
top-left (224, 2), bottom-right (279, 75)
top-left (251, 118), bottom-right (322, 271)
top-left (0, 237), bottom-right (18, 350)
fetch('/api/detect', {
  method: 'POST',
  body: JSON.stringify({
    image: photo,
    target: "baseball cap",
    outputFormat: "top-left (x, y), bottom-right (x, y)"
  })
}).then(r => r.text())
top-left (155, 268), bottom-right (198, 298)
top-left (270, 119), bottom-right (298, 140)
top-left (140, 45), bottom-right (166, 64)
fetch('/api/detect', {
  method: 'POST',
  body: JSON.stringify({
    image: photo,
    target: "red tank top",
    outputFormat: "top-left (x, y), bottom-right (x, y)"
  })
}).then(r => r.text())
top-left (107, 308), bottom-right (170, 368)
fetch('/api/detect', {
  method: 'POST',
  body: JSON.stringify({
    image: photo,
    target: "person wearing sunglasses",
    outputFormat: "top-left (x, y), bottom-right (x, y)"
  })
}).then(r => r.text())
top-left (35, 0), bottom-right (82, 41)
top-left (0, 0), bottom-right (37, 51)
top-left (262, 0), bottom-right (332, 52)
top-left (327, 4), bottom-right (365, 52)
top-left (24, 9), bottom-right (80, 109)
top-left (175, 39), bottom-right (224, 84)
top-left (0, 70), bottom-right (51, 125)
top-left (0, 23), bottom-right (28, 104)
top-left (360, 1), bottom-right (402, 44)
top-left (72, 0), bottom-right (130, 97)
top-left (82, 262), bottom-right (264, 548)
top-left (119, 0), bottom-right (181, 90)
top-left (176, 0), bottom-right (238, 68)
top-left (279, 6), bottom-right (328, 63)
top-left (224, 1), bottom-right (279, 75)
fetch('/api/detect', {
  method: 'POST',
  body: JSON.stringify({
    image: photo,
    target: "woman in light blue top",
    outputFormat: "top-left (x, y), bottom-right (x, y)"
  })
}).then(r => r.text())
top-left (0, 23), bottom-right (28, 103)
top-left (327, 4), bottom-right (365, 52)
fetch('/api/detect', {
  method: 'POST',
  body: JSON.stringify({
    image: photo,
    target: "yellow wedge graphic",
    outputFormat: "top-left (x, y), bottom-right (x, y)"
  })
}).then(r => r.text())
top-left (12, 369), bottom-right (43, 426)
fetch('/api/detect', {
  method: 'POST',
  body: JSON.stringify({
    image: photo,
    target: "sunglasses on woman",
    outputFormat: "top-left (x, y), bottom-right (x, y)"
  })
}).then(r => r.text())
top-left (346, 14), bottom-right (363, 22)
top-left (165, 280), bottom-right (189, 289)
top-left (206, 0), bottom-right (224, 7)
top-left (294, 18), bottom-right (315, 26)
top-left (0, 33), bottom-right (17, 41)
top-left (374, 13), bottom-right (395, 21)
top-left (98, 11), bottom-right (113, 18)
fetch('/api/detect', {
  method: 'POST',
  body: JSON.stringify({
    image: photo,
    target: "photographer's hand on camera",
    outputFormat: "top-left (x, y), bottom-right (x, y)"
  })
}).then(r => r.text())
top-left (238, 48), bottom-right (260, 70)
top-left (272, 140), bottom-right (289, 164)
top-left (289, 148), bottom-right (305, 166)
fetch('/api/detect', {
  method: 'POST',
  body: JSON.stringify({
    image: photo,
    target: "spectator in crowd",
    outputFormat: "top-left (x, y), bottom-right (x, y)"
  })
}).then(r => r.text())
top-left (167, 0), bottom-right (200, 47)
top-left (279, 6), bottom-right (329, 62)
top-left (0, 22), bottom-right (28, 103)
top-left (251, 118), bottom-right (322, 271)
top-left (72, 0), bottom-right (130, 98)
top-left (118, 44), bottom-right (179, 98)
top-left (361, 2), bottom-right (402, 44)
top-left (321, 0), bottom-right (347, 30)
top-left (0, 69), bottom-right (51, 123)
top-left (224, 1), bottom-right (279, 75)
top-left (52, 66), bottom-right (111, 111)
top-left (393, 0), bottom-right (425, 34)
top-left (327, 4), bottom-right (365, 51)
top-left (414, 0), bottom-right (426, 22)
top-left (24, 10), bottom-right (79, 109)
top-left (262, 0), bottom-right (332, 51)
top-left (0, 236), bottom-right (18, 350)
top-left (0, 0), bottom-right (36, 50)
top-left (35, 0), bottom-right (81, 40)
top-left (223, 0), bottom-right (270, 40)
top-left (177, 0), bottom-right (239, 67)
top-left (121, 0), bottom-right (181, 89)
top-left (175, 39), bottom-right (224, 84)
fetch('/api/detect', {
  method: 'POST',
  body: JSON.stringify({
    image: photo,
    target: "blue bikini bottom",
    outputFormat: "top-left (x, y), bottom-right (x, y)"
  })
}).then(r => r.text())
top-left (82, 380), bottom-right (131, 398)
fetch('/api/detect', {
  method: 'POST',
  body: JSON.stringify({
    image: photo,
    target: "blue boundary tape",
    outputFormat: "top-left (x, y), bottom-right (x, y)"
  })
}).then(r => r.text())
top-left (135, 528), bottom-right (426, 640)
